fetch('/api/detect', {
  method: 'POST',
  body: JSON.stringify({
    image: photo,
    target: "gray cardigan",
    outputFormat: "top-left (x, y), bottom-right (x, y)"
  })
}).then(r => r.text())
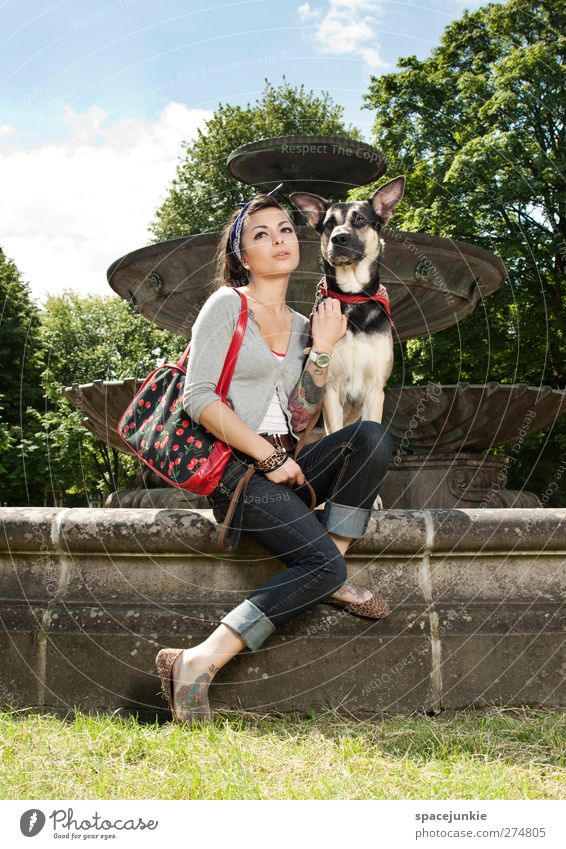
top-left (182, 286), bottom-right (311, 441)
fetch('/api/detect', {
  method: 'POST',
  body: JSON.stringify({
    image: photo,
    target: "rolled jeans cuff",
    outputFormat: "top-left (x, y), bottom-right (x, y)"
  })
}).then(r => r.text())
top-left (321, 499), bottom-right (372, 539)
top-left (220, 598), bottom-right (276, 651)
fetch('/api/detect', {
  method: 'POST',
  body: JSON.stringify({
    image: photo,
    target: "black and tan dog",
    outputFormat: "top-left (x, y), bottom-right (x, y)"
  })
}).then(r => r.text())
top-left (290, 176), bottom-right (405, 434)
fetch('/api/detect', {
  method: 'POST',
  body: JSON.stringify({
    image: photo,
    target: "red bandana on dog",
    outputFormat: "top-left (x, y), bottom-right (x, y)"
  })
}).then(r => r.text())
top-left (316, 277), bottom-right (393, 326)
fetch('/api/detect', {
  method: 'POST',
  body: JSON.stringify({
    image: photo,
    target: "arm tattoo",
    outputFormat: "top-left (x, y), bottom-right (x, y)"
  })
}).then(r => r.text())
top-left (288, 358), bottom-right (328, 432)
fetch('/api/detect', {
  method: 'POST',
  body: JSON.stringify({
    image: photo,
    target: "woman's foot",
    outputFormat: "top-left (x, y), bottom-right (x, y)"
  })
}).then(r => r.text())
top-left (170, 648), bottom-right (215, 725)
top-left (323, 581), bottom-right (390, 619)
top-left (328, 580), bottom-right (373, 605)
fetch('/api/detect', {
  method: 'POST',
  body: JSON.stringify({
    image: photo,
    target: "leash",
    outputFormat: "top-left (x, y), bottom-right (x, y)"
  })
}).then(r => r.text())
top-left (217, 412), bottom-right (320, 553)
top-left (218, 274), bottom-right (392, 553)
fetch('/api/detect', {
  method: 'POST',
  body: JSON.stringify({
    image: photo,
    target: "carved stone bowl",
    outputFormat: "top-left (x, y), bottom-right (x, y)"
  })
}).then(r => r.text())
top-left (227, 134), bottom-right (387, 199)
top-left (382, 382), bottom-right (566, 454)
top-left (63, 380), bottom-right (564, 457)
top-left (107, 230), bottom-right (506, 342)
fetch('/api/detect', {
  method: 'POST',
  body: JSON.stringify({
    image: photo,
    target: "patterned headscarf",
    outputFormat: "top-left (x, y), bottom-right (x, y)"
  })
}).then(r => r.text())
top-left (228, 183), bottom-right (284, 266)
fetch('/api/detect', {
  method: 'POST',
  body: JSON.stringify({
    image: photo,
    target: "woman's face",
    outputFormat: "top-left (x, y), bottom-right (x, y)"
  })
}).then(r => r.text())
top-left (239, 206), bottom-right (300, 278)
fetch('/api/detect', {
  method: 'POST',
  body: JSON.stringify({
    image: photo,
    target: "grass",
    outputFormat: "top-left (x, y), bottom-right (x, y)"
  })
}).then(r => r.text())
top-left (0, 706), bottom-right (564, 799)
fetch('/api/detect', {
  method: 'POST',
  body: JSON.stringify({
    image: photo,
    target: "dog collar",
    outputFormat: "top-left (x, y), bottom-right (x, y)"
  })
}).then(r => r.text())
top-left (317, 277), bottom-right (394, 325)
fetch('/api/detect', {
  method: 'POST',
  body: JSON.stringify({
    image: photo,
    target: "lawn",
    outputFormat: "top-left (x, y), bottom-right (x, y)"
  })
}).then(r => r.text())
top-left (0, 706), bottom-right (563, 799)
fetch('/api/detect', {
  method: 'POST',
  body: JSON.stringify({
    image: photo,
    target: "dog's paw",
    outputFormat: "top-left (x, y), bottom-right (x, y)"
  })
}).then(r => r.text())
top-left (372, 494), bottom-right (383, 511)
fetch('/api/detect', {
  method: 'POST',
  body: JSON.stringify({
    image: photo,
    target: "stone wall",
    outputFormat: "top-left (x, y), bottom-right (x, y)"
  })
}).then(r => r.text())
top-left (0, 507), bottom-right (564, 718)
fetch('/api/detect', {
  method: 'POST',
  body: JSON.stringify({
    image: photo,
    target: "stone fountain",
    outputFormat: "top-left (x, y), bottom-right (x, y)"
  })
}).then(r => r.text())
top-left (2, 136), bottom-right (564, 719)
top-left (64, 134), bottom-right (565, 511)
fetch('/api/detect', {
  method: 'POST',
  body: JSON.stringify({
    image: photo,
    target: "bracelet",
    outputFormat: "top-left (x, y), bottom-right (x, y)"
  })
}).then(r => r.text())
top-left (254, 446), bottom-right (288, 473)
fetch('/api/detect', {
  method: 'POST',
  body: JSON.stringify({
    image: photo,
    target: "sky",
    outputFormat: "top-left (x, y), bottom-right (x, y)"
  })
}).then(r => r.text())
top-left (0, 0), bottom-right (495, 304)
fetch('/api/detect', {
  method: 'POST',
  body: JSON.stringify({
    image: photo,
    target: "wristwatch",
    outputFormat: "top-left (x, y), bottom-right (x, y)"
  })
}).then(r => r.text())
top-left (308, 349), bottom-right (332, 368)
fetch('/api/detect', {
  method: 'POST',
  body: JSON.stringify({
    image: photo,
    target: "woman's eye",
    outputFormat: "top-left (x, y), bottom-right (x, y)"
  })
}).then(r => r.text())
top-left (254, 226), bottom-right (294, 239)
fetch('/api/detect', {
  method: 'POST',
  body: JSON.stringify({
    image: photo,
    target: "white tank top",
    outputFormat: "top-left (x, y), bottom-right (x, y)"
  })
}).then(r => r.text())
top-left (257, 350), bottom-right (290, 435)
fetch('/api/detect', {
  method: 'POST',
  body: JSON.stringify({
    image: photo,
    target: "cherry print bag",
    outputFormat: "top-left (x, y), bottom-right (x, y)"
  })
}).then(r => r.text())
top-left (117, 290), bottom-right (248, 496)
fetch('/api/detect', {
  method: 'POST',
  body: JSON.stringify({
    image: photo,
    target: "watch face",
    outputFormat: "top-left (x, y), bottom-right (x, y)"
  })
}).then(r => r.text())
top-left (316, 353), bottom-right (331, 366)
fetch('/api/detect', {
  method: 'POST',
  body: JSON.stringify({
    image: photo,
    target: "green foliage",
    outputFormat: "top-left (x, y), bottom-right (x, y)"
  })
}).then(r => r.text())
top-left (148, 77), bottom-right (360, 242)
top-left (40, 291), bottom-right (183, 397)
top-left (362, 0), bottom-right (565, 504)
top-left (0, 250), bottom-right (46, 505)
top-left (39, 291), bottom-right (185, 504)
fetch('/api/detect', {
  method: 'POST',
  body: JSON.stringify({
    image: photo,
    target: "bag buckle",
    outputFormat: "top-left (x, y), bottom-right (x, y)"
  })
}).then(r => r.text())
top-left (272, 432), bottom-right (286, 451)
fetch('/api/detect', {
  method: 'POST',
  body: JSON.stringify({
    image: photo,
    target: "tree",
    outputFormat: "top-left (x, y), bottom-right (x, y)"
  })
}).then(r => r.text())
top-left (40, 291), bottom-right (184, 504)
top-left (0, 249), bottom-right (46, 505)
top-left (362, 0), bottom-right (565, 504)
top-left (148, 77), bottom-right (361, 242)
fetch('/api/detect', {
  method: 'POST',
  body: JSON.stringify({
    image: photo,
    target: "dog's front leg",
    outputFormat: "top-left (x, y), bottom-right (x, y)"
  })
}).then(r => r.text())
top-left (361, 385), bottom-right (385, 424)
top-left (358, 386), bottom-right (387, 511)
top-left (322, 386), bottom-right (344, 435)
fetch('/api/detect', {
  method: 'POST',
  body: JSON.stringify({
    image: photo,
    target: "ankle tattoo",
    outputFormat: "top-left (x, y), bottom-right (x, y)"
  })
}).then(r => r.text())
top-left (177, 672), bottom-right (211, 709)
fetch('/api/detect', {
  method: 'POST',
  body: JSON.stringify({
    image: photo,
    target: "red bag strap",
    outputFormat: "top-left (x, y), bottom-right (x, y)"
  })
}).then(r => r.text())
top-left (215, 290), bottom-right (248, 400)
top-left (176, 340), bottom-right (192, 370)
top-left (176, 289), bottom-right (248, 402)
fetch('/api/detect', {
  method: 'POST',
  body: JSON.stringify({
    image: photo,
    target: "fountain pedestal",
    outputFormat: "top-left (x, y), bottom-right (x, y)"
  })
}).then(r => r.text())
top-left (382, 453), bottom-right (541, 510)
top-left (1, 506), bottom-right (564, 717)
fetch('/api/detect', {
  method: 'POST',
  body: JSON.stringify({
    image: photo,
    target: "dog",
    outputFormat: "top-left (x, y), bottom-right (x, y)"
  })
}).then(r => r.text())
top-left (290, 177), bottom-right (405, 509)
top-left (290, 176), bottom-right (405, 431)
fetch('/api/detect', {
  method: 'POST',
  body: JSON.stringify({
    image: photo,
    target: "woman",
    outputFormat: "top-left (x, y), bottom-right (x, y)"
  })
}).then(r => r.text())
top-left (155, 189), bottom-right (394, 725)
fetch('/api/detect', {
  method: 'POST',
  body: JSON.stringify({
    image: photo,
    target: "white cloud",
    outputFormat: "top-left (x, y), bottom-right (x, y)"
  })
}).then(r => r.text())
top-left (317, 16), bottom-right (374, 54)
top-left (297, 2), bottom-right (320, 21)
top-left (0, 102), bottom-right (211, 304)
top-left (298, 0), bottom-right (388, 70)
top-left (360, 46), bottom-right (389, 71)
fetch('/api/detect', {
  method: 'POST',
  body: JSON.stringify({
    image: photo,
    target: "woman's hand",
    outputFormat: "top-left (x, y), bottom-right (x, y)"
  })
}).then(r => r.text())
top-left (264, 456), bottom-right (305, 486)
top-left (310, 297), bottom-right (348, 352)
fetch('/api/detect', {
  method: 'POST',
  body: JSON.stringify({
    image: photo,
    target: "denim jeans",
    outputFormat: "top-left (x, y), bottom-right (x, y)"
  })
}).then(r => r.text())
top-left (206, 420), bottom-right (394, 651)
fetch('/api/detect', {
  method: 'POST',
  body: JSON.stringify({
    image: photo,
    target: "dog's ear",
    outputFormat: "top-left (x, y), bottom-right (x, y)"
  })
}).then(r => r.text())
top-left (289, 192), bottom-right (328, 231)
top-left (370, 176), bottom-right (405, 224)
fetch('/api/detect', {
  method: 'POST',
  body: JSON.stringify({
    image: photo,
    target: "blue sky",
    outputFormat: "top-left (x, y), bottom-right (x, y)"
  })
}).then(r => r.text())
top-left (0, 0), bottom-right (495, 301)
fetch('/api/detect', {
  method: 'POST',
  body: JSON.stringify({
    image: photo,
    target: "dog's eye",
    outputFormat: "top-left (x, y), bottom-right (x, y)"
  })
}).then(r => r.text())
top-left (353, 215), bottom-right (367, 228)
top-left (323, 219), bottom-right (334, 231)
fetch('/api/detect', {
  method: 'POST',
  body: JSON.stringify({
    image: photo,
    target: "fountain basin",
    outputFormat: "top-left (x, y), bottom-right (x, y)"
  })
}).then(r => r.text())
top-left (63, 380), bottom-right (565, 457)
top-left (227, 134), bottom-right (387, 198)
top-left (107, 230), bottom-right (506, 341)
top-left (382, 382), bottom-right (566, 454)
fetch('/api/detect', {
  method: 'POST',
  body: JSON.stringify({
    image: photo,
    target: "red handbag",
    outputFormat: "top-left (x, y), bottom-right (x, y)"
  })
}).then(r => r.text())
top-left (117, 289), bottom-right (248, 496)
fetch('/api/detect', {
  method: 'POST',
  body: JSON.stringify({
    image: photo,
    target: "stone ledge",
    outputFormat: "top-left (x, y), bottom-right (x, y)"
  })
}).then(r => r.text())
top-left (1, 507), bottom-right (565, 555)
top-left (0, 507), bottom-right (564, 716)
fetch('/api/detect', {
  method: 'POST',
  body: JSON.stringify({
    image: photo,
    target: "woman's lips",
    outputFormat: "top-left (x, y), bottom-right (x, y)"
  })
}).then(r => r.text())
top-left (273, 251), bottom-right (290, 259)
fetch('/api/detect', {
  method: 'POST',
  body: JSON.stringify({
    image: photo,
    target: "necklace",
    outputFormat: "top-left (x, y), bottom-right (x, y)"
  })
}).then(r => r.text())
top-left (244, 290), bottom-right (291, 318)
top-left (243, 290), bottom-right (292, 341)
top-left (245, 291), bottom-right (279, 308)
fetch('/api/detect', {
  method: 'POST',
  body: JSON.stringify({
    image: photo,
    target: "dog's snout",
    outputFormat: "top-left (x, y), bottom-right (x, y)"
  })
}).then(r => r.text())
top-left (330, 231), bottom-right (350, 246)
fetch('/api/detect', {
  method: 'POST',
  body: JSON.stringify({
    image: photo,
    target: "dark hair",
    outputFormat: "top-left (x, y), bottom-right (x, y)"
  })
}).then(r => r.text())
top-left (212, 194), bottom-right (290, 290)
